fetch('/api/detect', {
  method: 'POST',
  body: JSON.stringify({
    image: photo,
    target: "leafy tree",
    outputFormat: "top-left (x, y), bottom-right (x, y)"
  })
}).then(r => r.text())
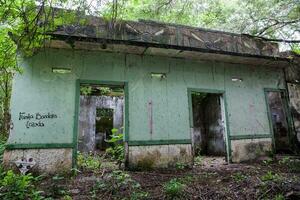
top-left (0, 27), bottom-right (19, 136)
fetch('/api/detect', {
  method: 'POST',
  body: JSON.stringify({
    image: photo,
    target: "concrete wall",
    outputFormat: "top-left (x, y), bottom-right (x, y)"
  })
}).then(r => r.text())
top-left (231, 138), bottom-right (272, 162)
top-left (128, 144), bottom-right (192, 169)
top-left (5, 48), bottom-right (286, 171)
top-left (3, 149), bottom-right (72, 174)
top-left (78, 96), bottom-right (123, 152)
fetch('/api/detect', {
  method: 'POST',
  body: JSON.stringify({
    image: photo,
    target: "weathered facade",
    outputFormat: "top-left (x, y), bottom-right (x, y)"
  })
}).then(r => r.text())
top-left (3, 16), bottom-right (299, 173)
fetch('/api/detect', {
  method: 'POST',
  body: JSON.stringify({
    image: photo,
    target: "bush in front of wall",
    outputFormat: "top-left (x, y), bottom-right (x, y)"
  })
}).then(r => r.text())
top-left (0, 170), bottom-right (43, 200)
top-left (77, 152), bottom-right (101, 172)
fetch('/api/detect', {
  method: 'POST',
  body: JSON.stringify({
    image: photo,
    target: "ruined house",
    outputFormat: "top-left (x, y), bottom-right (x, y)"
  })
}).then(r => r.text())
top-left (3, 15), bottom-right (300, 173)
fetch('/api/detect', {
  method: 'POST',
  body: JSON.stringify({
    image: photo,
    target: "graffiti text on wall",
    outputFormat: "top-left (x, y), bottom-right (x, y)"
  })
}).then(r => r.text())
top-left (19, 112), bottom-right (58, 129)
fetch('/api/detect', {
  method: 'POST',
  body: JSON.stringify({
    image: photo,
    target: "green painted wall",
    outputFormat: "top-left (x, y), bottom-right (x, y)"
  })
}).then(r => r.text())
top-left (8, 48), bottom-right (285, 145)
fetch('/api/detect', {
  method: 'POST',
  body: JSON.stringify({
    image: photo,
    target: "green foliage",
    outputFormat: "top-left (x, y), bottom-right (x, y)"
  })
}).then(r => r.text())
top-left (163, 178), bottom-right (186, 198)
top-left (261, 171), bottom-right (282, 182)
top-left (91, 170), bottom-right (144, 198)
top-left (194, 155), bottom-right (203, 166)
top-left (0, 135), bottom-right (7, 163)
top-left (279, 156), bottom-right (291, 165)
top-left (130, 191), bottom-right (149, 200)
top-left (80, 86), bottom-right (92, 96)
top-left (262, 157), bottom-right (274, 165)
top-left (80, 85), bottom-right (116, 96)
top-left (274, 194), bottom-right (285, 200)
top-left (0, 170), bottom-right (43, 200)
top-left (77, 152), bottom-right (101, 171)
top-left (175, 162), bottom-right (188, 170)
top-left (0, 27), bottom-right (20, 136)
top-left (291, 44), bottom-right (300, 55)
top-left (279, 156), bottom-right (300, 173)
top-left (48, 174), bottom-right (69, 198)
top-left (231, 172), bottom-right (247, 182)
top-left (106, 128), bottom-right (124, 164)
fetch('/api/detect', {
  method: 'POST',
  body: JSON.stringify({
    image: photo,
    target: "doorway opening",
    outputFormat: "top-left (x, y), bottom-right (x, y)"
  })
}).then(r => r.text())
top-left (78, 83), bottom-right (124, 154)
top-left (266, 90), bottom-right (291, 153)
top-left (190, 91), bottom-right (227, 163)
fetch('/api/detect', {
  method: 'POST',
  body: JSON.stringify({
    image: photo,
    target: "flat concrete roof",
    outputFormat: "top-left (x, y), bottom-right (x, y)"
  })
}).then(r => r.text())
top-left (48, 13), bottom-right (292, 67)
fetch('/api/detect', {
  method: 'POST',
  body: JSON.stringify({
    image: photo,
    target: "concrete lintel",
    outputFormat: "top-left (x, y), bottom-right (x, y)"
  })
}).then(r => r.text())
top-left (47, 40), bottom-right (289, 67)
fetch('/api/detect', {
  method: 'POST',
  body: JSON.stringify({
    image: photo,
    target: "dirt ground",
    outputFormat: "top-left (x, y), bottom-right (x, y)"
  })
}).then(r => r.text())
top-left (39, 156), bottom-right (300, 200)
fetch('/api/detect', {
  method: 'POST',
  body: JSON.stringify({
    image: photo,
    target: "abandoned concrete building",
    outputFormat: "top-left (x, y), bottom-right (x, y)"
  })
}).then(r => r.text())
top-left (3, 16), bottom-right (300, 173)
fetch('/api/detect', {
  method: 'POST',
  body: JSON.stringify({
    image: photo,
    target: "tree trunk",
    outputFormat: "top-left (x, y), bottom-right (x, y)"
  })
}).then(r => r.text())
top-left (1, 73), bottom-right (11, 136)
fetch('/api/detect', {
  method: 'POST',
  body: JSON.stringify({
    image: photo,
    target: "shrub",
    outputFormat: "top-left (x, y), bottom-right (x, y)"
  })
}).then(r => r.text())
top-left (0, 170), bottom-right (43, 200)
top-left (77, 152), bottom-right (101, 171)
top-left (231, 172), bottom-right (247, 182)
top-left (106, 128), bottom-right (124, 164)
top-left (261, 171), bottom-right (282, 182)
top-left (91, 170), bottom-right (143, 198)
top-left (163, 178), bottom-right (186, 198)
top-left (47, 174), bottom-right (70, 198)
top-left (175, 162), bottom-right (188, 170)
top-left (194, 155), bottom-right (203, 166)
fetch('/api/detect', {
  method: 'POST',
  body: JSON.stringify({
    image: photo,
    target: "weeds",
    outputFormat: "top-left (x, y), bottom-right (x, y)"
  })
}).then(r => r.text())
top-left (0, 170), bottom-right (44, 200)
top-left (77, 152), bottom-right (101, 172)
top-left (106, 128), bottom-right (124, 165)
top-left (279, 156), bottom-right (300, 173)
top-left (279, 156), bottom-right (291, 165)
top-left (262, 157), bottom-right (273, 165)
top-left (91, 170), bottom-right (145, 199)
top-left (175, 162), bottom-right (188, 170)
top-left (274, 194), bottom-right (285, 200)
top-left (194, 156), bottom-right (203, 166)
top-left (130, 191), bottom-right (149, 200)
top-left (261, 171), bottom-right (282, 182)
top-left (231, 172), bottom-right (247, 182)
top-left (47, 174), bottom-right (70, 198)
top-left (163, 178), bottom-right (186, 199)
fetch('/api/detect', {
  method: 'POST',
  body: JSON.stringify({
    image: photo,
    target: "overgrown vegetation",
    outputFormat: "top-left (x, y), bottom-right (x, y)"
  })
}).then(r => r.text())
top-left (91, 170), bottom-right (147, 199)
top-left (0, 170), bottom-right (43, 200)
top-left (163, 178), bottom-right (186, 199)
top-left (77, 152), bottom-right (102, 172)
top-left (106, 128), bottom-right (124, 165)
